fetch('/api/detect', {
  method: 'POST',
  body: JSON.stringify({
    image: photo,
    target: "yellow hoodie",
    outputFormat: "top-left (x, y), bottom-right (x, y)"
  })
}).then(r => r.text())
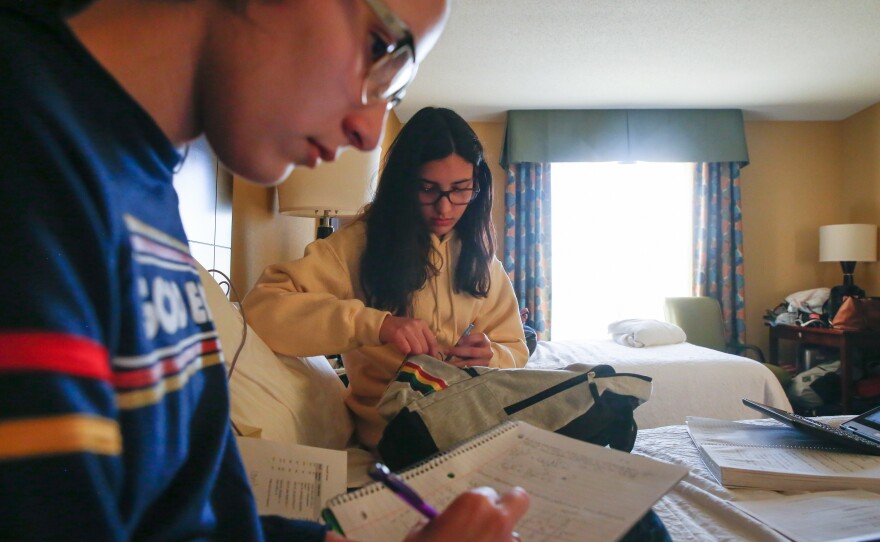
top-left (243, 220), bottom-right (529, 449)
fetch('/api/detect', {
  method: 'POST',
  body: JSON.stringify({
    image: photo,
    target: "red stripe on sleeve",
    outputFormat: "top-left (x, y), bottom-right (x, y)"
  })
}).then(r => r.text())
top-left (0, 332), bottom-right (110, 381)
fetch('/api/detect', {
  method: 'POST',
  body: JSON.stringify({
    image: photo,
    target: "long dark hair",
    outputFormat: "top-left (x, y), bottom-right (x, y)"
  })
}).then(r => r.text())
top-left (360, 107), bottom-right (495, 316)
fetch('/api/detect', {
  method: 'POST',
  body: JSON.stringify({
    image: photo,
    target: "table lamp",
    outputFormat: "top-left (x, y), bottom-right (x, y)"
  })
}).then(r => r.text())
top-left (277, 147), bottom-right (381, 239)
top-left (819, 223), bottom-right (877, 317)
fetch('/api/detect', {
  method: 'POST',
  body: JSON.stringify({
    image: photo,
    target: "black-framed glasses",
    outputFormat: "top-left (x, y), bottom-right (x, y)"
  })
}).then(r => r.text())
top-left (361, 0), bottom-right (417, 110)
top-left (418, 185), bottom-right (480, 206)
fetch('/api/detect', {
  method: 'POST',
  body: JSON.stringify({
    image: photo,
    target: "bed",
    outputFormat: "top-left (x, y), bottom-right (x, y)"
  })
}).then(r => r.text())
top-left (633, 421), bottom-right (788, 541)
top-left (527, 339), bottom-right (792, 429)
top-left (630, 417), bottom-right (880, 541)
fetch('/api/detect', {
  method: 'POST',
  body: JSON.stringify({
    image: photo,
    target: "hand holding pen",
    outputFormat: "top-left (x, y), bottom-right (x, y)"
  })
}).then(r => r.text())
top-left (444, 322), bottom-right (493, 368)
top-left (444, 322), bottom-right (475, 362)
top-left (368, 463), bottom-right (527, 542)
top-left (368, 463), bottom-right (438, 519)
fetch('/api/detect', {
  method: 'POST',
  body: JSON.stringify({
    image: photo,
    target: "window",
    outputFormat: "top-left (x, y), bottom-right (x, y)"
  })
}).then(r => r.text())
top-left (551, 162), bottom-right (693, 340)
top-left (172, 136), bottom-right (233, 278)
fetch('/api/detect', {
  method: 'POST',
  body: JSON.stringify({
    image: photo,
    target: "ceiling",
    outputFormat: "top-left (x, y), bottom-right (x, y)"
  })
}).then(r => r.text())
top-left (395, 0), bottom-right (880, 123)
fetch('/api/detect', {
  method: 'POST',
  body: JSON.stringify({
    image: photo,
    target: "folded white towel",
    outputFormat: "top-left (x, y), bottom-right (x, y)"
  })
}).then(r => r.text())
top-left (608, 319), bottom-right (687, 348)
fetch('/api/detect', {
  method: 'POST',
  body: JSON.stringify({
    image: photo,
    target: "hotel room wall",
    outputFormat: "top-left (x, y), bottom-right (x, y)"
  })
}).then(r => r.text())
top-left (741, 121), bottom-right (843, 355)
top-left (469, 122), bottom-right (508, 254)
top-left (841, 102), bottom-right (880, 297)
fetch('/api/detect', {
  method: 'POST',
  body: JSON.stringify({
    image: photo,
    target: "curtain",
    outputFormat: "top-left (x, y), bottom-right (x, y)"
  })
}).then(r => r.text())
top-left (693, 162), bottom-right (748, 343)
top-left (501, 109), bottom-right (749, 167)
top-left (503, 163), bottom-right (552, 339)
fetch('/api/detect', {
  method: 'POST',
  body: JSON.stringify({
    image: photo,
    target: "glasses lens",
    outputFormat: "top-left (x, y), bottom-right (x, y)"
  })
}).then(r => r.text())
top-left (449, 189), bottom-right (475, 204)
top-left (362, 45), bottom-right (416, 106)
top-left (418, 187), bottom-right (438, 205)
top-left (418, 187), bottom-right (478, 205)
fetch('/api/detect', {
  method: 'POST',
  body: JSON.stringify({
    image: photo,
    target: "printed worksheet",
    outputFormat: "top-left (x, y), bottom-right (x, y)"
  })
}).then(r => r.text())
top-left (236, 436), bottom-right (347, 521)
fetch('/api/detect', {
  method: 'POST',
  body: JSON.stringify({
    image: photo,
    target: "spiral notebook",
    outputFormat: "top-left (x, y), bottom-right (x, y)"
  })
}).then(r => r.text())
top-left (686, 416), bottom-right (880, 492)
top-left (322, 421), bottom-right (687, 542)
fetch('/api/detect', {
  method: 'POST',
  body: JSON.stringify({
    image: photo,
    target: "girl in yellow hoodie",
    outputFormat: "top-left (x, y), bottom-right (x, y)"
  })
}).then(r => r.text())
top-left (243, 107), bottom-right (529, 449)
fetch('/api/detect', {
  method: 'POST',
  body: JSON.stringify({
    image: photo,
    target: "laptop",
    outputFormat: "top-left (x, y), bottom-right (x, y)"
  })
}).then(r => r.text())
top-left (742, 399), bottom-right (880, 456)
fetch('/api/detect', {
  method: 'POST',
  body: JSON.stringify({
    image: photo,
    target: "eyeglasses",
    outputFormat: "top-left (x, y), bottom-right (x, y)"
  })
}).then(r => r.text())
top-left (418, 185), bottom-right (480, 206)
top-left (361, 0), bottom-right (417, 110)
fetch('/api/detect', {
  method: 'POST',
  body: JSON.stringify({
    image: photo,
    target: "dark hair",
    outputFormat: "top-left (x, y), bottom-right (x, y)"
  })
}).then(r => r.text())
top-left (360, 107), bottom-right (495, 316)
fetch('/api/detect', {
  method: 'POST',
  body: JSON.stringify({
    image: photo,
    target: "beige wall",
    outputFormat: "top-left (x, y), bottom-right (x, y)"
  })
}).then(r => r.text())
top-left (841, 102), bottom-right (880, 296)
top-left (229, 178), bottom-right (312, 300)
top-left (740, 121), bottom-right (844, 352)
top-left (230, 106), bottom-right (880, 355)
top-left (742, 105), bottom-right (880, 355)
top-left (470, 122), bottom-right (509, 254)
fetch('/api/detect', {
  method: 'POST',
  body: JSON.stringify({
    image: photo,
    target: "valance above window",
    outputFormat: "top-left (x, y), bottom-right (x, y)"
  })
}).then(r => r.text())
top-left (500, 109), bottom-right (749, 168)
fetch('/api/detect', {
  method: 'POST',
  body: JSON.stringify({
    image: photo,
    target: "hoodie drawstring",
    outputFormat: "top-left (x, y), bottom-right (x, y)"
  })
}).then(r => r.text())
top-left (428, 234), bottom-right (459, 348)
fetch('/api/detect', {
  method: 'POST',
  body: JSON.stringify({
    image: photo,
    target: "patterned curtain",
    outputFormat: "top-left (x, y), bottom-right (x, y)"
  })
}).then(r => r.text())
top-left (693, 162), bottom-right (748, 343)
top-left (503, 162), bottom-right (552, 339)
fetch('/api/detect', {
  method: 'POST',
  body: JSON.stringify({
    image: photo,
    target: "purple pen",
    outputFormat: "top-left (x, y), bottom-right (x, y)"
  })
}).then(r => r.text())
top-left (368, 463), bottom-right (438, 519)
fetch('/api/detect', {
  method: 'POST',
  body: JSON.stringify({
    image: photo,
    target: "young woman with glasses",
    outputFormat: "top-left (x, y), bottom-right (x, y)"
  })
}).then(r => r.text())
top-left (245, 107), bottom-right (529, 451)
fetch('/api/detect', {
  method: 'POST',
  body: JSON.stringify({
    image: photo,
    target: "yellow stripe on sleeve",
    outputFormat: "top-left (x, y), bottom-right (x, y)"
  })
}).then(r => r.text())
top-left (0, 414), bottom-right (122, 461)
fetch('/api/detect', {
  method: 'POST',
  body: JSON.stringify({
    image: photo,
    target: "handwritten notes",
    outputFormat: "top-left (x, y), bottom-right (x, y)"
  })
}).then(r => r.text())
top-left (324, 422), bottom-right (687, 542)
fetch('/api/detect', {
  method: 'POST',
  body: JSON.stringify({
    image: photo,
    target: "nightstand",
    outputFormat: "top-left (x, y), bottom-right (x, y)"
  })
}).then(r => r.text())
top-left (768, 324), bottom-right (880, 413)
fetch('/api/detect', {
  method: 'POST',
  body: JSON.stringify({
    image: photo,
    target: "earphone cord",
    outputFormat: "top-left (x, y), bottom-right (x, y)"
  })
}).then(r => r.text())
top-left (207, 268), bottom-right (247, 437)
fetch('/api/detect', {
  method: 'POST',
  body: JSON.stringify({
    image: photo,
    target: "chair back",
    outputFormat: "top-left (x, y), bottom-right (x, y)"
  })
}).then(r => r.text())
top-left (663, 297), bottom-right (727, 352)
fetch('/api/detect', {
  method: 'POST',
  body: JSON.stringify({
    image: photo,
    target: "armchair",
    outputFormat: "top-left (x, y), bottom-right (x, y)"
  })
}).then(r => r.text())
top-left (664, 296), bottom-right (791, 388)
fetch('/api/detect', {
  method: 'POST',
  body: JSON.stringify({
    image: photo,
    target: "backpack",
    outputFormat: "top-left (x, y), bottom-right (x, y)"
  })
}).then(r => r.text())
top-left (376, 355), bottom-right (670, 542)
top-left (788, 360), bottom-right (841, 409)
top-left (376, 355), bottom-right (652, 470)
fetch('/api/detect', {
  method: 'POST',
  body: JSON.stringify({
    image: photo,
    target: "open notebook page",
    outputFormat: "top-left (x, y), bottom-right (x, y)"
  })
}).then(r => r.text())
top-left (325, 422), bottom-right (687, 542)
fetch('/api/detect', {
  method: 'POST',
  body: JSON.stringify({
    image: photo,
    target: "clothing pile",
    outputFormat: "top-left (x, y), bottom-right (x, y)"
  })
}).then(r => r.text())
top-left (763, 287), bottom-right (831, 328)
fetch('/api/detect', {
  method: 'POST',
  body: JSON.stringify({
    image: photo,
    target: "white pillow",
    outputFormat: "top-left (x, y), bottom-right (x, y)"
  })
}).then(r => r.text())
top-left (197, 263), bottom-right (354, 450)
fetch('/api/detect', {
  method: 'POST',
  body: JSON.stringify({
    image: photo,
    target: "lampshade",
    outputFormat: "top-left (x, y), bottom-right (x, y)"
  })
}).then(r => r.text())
top-left (277, 146), bottom-right (381, 217)
top-left (819, 224), bottom-right (878, 262)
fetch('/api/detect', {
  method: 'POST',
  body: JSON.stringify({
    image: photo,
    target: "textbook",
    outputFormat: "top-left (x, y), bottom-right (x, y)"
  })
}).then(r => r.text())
top-left (322, 421), bottom-right (688, 542)
top-left (686, 416), bottom-right (880, 492)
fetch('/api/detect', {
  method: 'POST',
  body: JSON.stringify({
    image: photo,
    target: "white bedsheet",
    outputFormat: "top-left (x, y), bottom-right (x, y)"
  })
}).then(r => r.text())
top-left (527, 339), bottom-right (792, 429)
